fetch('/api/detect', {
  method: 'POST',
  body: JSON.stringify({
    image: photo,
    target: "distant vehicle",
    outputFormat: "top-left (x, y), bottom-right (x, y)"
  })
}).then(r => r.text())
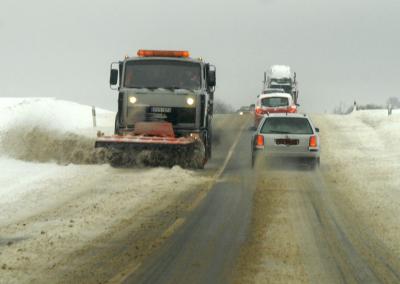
top-left (237, 106), bottom-right (251, 115)
top-left (251, 113), bottom-right (320, 169)
top-left (254, 93), bottom-right (297, 128)
top-left (262, 65), bottom-right (299, 104)
top-left (249, 104), bottom-right (255, 113)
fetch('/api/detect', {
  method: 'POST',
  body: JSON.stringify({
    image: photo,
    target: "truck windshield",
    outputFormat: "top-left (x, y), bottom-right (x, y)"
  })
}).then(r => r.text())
top-left (124, 60), bottom-right (201, 90)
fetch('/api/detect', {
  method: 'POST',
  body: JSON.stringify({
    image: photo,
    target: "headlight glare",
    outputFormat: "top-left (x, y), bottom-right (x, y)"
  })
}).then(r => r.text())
top-left (129, 96), bottom-right (137, 104)
top-left (187, 97), bottom-right (194, 105)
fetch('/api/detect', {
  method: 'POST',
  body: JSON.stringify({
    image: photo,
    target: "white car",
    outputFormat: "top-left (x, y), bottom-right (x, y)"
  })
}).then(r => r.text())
top-left (254, 93), bottom-right (298, 127)
top-left (251, 113), bottom-right (320, 169)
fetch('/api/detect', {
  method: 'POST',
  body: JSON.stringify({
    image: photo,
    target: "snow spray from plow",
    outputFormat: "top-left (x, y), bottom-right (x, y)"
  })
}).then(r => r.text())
top-left (0, 127), bottom-right (108, 165)
top-left (0, 126), bottom-right (205, 168)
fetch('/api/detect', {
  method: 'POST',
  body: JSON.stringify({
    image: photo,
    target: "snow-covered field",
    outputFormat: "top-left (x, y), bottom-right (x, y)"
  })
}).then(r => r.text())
top-left (315, 109), bottom-right (400, 255)
top-left (0, 98), bottom-right (210, 283)
top-left (0, 98), bottom-right (114, 213)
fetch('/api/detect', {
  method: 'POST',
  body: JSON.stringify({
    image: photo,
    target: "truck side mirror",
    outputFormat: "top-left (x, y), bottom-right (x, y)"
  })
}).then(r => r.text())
top-left (207, 65), bottom-right (216, 88)
top-left (110, 69), bottom-right (118, 86)
top-left (315, 127), bottom-right (320, 133)
top-left (208, 70), bottom-right (216, 87)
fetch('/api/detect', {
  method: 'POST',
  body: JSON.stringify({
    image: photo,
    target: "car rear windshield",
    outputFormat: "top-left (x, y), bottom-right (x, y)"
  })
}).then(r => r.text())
top-left (260, 117), bottom-right (314, 134)
top-left (261, 97), bottom-right (289, 107)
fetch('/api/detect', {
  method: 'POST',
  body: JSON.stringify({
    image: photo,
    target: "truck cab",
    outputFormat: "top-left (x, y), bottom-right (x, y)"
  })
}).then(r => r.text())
top-left (108, 50), bottom-right (216, 160)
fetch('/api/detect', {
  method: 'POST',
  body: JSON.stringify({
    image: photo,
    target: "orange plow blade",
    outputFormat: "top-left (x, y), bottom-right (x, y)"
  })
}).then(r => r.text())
top-left (94, 122), bottom-right (205, 168)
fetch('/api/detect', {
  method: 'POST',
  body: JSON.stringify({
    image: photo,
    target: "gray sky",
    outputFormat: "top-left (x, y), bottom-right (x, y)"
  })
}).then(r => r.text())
top-left (1, 0), bottom-right (399, 113)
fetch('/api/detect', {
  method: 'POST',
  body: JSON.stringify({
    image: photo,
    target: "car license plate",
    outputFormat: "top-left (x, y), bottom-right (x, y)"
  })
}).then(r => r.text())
top-left (151, 107), bottom-right (172, 113)
top-left (275, 139), bottom-right (299, 145)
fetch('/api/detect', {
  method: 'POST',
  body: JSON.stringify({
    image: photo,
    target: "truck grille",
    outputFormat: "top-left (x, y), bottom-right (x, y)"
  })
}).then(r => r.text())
top-left (127, 106), bottom-right (196, 125)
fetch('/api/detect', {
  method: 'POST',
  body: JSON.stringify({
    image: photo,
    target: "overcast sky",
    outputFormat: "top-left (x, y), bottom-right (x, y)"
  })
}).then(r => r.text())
top-left (1, 0), bottom-right (399, 113)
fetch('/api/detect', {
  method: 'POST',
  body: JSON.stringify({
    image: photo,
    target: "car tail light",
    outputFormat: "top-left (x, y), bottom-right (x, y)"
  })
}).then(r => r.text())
top-left (288, 105), bottom-right (297, 113)
top-left (255, 134), bottom-right (264, 149)
top-left (255, 107), bottom-right (263, 115)
top-left (309, 135), bottom-right (317, 147)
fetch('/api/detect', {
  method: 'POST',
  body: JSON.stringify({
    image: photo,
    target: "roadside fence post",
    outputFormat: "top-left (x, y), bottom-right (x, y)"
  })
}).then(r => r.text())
top-left (92, 106), bottom-right (97, 127)
top-left (388, 104), bottom-right (392, 116)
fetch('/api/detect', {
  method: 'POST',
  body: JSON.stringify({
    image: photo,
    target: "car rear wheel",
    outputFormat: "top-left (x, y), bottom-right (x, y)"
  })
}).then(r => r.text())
top-left (251, 151), bottom-right (259, 168)
top-left (309, 157), bottom-right (320, 170)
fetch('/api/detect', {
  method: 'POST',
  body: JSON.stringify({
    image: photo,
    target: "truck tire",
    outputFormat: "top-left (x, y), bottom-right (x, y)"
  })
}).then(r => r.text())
top-left (114, 113), bottom-right (120, 135)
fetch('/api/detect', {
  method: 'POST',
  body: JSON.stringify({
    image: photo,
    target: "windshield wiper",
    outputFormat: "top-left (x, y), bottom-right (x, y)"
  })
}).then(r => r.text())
top-left (131, 86), bottom-right (194, 92)
top-left (164, 86), bottom-right (191, 91)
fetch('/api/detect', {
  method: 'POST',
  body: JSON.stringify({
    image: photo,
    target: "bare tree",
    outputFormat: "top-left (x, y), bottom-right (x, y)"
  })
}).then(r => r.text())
top-left (387, 97), bottom-right (400, 108)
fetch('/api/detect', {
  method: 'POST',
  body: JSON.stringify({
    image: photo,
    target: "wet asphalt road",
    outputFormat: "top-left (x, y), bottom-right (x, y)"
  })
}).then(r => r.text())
top-left (118, 114), bottom-right (400, 284)
top-left (123, 117), bottom-right (255, 284)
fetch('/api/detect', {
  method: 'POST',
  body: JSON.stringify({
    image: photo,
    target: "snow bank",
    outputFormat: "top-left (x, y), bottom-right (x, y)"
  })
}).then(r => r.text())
top-left (0, 97), bottom-right (113, 132)
top-left (314, 108), bottom-right (400, 255)
top-left (0, 98), bottom-right (211, 283)
top-left (0, 159), bottom-right (210, 283)
top-left (350, 108), bottom-right (400, 150)
top-left (0, 158), bottom-right (83, 207)
top-left (0, 98), bottom-right (114, 164)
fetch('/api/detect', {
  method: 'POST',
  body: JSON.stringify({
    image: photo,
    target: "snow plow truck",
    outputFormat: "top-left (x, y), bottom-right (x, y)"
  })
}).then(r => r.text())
top-left (95, 50), bottom-right (216, 169)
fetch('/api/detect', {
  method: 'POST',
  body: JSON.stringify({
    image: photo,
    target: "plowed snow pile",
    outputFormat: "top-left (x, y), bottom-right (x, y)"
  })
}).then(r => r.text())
top-left (0, 98), bottom-right (211, 283)
top-left (0, 98), bottom-right (113, 164)
top-left (314, 109), bottom-right (400, 255)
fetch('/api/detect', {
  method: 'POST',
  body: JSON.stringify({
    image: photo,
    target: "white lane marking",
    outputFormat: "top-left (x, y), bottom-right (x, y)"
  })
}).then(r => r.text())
top-left (160, 217), bottom-right (185, 239)
top-left (107, 263), bottom-right (141, 284)
top-left (187, 122), bottom-right (248, 209)
top-left (214, 122), bottom-right (248, 180)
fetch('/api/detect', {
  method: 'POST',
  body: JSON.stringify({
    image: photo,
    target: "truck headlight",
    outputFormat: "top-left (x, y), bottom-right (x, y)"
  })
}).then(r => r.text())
top-left (129, 96), bottom-right (137, 104)
top-left (186, 97), bottom-right (194, 106)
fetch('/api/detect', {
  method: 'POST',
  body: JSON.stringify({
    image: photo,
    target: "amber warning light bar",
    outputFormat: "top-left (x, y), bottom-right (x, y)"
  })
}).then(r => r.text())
top-left (137, 50), bottom-right (190, 58)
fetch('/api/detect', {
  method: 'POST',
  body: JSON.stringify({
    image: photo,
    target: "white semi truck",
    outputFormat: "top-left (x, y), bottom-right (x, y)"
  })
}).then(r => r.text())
top-left (262, 65), bottom-right (299, 104)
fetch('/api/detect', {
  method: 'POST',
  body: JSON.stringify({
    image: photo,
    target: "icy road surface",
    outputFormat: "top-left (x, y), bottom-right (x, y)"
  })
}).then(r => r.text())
top-left (1, 99), bottom-right (400, 283)
top-left (234, 110), bottom-right (400, 283)
top-left (0, 98), bottom-right (212, 283)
